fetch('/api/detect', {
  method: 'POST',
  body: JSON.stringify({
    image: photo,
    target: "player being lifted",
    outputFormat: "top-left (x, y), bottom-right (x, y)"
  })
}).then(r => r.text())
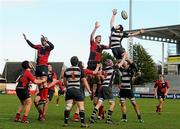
top-left (23, 33), bottom-right (54, 121)
top-left (110, 9), bottom-right (144, 68)
top-left (87, 21), bottom-right (110, 119)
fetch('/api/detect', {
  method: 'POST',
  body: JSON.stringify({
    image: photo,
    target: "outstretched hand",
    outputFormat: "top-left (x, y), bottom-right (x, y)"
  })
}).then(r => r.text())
top-left (112, 9), bottom-right (117, 15)
top-left (22, 33), bottom-right (27, 40)
top-left (95, 21), bottom-right (100, 29)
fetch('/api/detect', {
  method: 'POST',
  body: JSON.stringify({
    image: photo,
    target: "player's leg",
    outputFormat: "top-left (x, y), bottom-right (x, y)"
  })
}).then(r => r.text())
top-left (15, 89), bottom-right (25, 122)
top-left (129, 97), bottom-right (143, 122)
top-left (118, 51), bottom-right (128, 67)
top-left (106, 100), bottom-right (115, 124)
top-left (56, 95), bottom-right (60, 106)
top-left (120, 97), bottom-right (127, 122)
top-left (89, 99), bottom-right (103, 123)
top-left (43, 89), bottom-right (54, 121)
top-left (72, 105), bottom-right (80, 122)
top-left (87, 75), bottom-right (94, 100)
top-left (15, 101), bottom-right (24, 122)
top-left (95, 75), bottom-right (105, 119)
top-left (76, 101), bottom-right (89, 128)
top-left (157, 98), bottom-right (164, 112)
top-left (64, 99), bottom-right (73, 127)
top-left (22, 97), bottom-right (32, 123)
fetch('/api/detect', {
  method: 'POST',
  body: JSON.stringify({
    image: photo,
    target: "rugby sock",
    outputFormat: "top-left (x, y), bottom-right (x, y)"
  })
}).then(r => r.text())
top-left (64, 110), bottom-right (70, 124)
top-left (122, 114), bottom-right (127, 119)
top-left (91, 108), bottom-right (98, 119)
top-left (73, 113), bottom-right (79, 120)
top-left (22, 115), bottom-right (28, 122)
top-left (98, 105), bottom-right (104, 118)
top-left (107, 110), bottom-right (113, 121)
top-left (79, 110), bottom-right (86, 124)
top-left (137, 114), bottom-right (142, 120)
top-left (15, 113), bottom-right (21, 120)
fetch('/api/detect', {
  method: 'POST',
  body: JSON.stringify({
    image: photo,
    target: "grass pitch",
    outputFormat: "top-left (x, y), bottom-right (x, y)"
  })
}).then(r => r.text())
top-left (0, 95), bottom-right (180, 129)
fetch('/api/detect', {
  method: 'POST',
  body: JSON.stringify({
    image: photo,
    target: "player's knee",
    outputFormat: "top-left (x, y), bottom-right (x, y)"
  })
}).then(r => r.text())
top-left (120, 98), bottom-right (126, 104)
top-left (130, 98), bottom-right (136, 106)
top-left (109, 101), bottom-right (115, 107)
top-left (65, 103), bottom-right (73, 111)
top-left (26, 99), bottom-right (32, 106)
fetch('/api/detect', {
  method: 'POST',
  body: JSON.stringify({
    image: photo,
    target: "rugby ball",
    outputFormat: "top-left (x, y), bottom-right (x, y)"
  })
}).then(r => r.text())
top-left (121, 10), bottom-right (128, 20)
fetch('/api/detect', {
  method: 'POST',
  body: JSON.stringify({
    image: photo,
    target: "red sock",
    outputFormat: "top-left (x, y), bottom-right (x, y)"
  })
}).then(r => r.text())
top-left (73, 113), bottom-right (79, 119)
top-left (22, 115), bottom-right (28, 122)
top-left (15, 113), bottom-right (21, 120)
top-left (98, 105), bottom-right (104, 117)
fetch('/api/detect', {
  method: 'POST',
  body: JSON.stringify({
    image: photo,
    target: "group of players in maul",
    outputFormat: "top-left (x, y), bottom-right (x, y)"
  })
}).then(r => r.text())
top-left (14, 9), bottom-right (171, 128)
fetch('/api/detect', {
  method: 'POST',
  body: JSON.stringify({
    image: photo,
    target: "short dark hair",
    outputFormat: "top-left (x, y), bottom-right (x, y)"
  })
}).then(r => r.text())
top-left (22, 60), bottom-right (30, 69)
top-left (95, 35), bottom-right (101, 39)
top-left (47, 63), bottom-right (52, 66)
top-left (118, 24), bottom-right (124, 31)
top-left (70, 56), bottom-right (79, 66)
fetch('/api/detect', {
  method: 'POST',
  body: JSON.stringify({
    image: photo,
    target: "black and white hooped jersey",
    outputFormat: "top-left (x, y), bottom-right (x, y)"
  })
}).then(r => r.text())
top-left (101, 66), bottom-right (115, 88)
top-left (110, 27), bottom-right (128, 49)
top-left (64, 66), bottom-right (85, 89)
top-left (120, 63), bottom-right (137, 90)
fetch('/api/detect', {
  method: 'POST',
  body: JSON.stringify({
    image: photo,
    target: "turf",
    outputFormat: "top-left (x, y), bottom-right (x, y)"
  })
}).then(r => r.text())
top-left (0, 95), bottom-right (180, 129)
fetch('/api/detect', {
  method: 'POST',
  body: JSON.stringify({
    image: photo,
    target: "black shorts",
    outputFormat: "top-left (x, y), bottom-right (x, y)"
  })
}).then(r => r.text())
top-left (119, 89), bottom-right (134, 99)
top-left (16, 88), bottom-right (30, 101)
top-left (65, 88), bottom-right (84, 101)
top-left (157, 91), bottom-right (165, 100)
top-left (98, 87), bottom-right (114, 101)
top-left (87, 60), bottom-right (99, 71)
top-left (35, 65), bottom-right (48, 77)
top-left (111, 47), bottom-right (126, 60)
top-left (48, 89), bottom-right (55, 101)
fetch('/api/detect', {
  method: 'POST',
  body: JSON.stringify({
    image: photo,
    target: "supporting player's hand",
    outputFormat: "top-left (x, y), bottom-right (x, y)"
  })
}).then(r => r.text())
top-left (88, 90), bottom-right (92, 96)
top-left (112, 9), bottom-right (117, 15)
top-left (22, 33), bottom-right (27, 40)
top-left (95, 21), bottom-right (100, 29)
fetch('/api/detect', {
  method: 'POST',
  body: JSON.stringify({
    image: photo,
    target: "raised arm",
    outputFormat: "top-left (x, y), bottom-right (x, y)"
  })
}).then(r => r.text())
top-left (110, 9), bottom-right (117, 29)
top-left (81, 77), bottom-right (92, 95)
top-left (128, 29), bottom-right (145, 37)
top-left (90, 21), bottom-right (100, 42)
top-left (23, 33), bottom-right (36, 48)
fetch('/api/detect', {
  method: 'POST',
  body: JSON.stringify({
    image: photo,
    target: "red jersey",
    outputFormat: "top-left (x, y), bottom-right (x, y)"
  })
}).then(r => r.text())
top-left (17, 70), bottom-right (35, 88)
top-left (26, 40), bottom-right (54, 65)
top-left (83, 69), bottom-right (94, 75)
top-left (47, 72), bottom-right (57, 90)
top-left (88, 40), bottom-right (108, 62)
top-left (33, 45), bottom-right (53, 65)
top-left (154, 80), bottom-right (170, 93)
